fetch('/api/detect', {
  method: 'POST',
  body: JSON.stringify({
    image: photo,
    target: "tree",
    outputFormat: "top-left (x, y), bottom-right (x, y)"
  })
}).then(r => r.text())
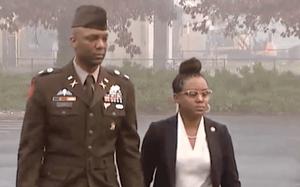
top-left (0, 0), bottom-right (176, 66)
top-left (3, 0), bottom-right (298, 68)
top-left (179, 0), bottom-right (300, 38)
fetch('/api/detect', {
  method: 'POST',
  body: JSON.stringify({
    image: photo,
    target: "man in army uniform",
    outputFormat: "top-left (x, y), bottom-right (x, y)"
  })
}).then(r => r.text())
top-left (17, 5), bottom-right (144, 187)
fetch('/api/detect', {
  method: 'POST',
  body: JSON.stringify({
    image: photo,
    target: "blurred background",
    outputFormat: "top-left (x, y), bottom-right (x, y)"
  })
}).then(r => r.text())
top-left (0, 0), bottom-right (299, 186)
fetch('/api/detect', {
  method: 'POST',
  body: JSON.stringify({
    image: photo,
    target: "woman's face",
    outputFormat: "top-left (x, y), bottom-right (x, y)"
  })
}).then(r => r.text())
top-left (174, 76), bottom-right (212, 117)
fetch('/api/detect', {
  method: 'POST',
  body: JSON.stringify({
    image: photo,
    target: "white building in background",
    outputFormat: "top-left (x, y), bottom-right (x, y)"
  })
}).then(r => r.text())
top-left (2, 1), bottom-right (300, 70)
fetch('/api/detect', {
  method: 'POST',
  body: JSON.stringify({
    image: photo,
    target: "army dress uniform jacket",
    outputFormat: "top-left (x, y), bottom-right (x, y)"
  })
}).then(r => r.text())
top-left (17, 62), bottom-right (144, 187)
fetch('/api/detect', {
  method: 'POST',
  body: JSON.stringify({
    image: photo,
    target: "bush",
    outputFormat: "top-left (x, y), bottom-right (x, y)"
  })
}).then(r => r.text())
top-left (1, 62), bottom-right (300, 114)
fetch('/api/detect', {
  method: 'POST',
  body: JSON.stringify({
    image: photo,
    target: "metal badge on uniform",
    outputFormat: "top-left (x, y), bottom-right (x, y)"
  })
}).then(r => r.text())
top-left (210, 127), bottom-right (216, 132)
top-left (110, 121), bottom-right (116, 130)
top-left (70, 80), bottom-right (78, 88)
top-left (103, 84), bottom-right (123, 110)
top-left (99, 80), bottom-right (106, 89)
top-left (52, 88), bottom-right (76, 108)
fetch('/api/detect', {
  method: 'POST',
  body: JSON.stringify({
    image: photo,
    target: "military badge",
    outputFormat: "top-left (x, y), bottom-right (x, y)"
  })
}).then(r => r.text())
top-left (103, 84), bottom-right (123, 110)
top-left (110, 121), bottom-right (116, 130)
top-left (70, 80), bottom-right (78, 88)
top-left (57, 89), bottom-right (72, 96)
top-left (99, 81), bottom-right (106, 89)
top-left (52, 88), bottom-right (76, 104)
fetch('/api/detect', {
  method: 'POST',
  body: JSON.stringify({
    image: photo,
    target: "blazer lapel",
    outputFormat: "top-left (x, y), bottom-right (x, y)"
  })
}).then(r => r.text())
top-left (204, 117), bottom-right (221, 187)
top-left (62, 62), bottom-right (90, 106)
top-left (164, 115), bottom-right (178, 187)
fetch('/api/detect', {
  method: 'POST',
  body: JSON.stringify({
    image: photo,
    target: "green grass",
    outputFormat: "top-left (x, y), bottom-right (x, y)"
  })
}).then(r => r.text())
top-left (0, 73), bottom-right (31, 110)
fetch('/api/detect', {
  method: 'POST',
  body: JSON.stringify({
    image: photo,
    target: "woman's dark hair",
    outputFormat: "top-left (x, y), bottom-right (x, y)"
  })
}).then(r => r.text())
top-left (172, 57), bottom-right (204, 94)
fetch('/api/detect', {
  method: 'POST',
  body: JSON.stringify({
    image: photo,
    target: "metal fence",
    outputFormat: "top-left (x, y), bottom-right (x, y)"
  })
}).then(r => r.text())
top-left (104, 57), bottom-right (300, 75)
top-left (1, 57), bottom-right (300, 75)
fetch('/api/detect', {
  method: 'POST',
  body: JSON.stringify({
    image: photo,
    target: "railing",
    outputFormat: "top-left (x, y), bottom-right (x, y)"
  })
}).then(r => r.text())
top-left (1, 57), bottom-right (300, 75)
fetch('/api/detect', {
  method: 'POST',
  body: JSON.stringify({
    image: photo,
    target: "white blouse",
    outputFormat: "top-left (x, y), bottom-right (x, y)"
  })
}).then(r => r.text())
top-left (175, 113), bottom-right (212, 187)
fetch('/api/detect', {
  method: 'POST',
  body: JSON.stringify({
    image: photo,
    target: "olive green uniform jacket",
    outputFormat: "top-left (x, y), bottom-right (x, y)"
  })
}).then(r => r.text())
top-left (17, 62), bottom-right (144, 187)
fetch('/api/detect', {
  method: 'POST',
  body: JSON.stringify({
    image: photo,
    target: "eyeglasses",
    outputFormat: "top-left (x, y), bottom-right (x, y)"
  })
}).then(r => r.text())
top-left (179, 89), bottom-right (213, 98)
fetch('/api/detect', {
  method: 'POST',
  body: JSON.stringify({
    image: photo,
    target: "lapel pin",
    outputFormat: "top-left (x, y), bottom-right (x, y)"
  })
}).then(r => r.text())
top-left (104, 78), bottom-right (109, 83)
top-left (99, 81), bottom-right (106, 89)
top-left (210, 127), bottom-right (216, 132)
top-left (67, 76), bottom-right (73, 80)
top-left (70, 80), bottom-right (78, 88)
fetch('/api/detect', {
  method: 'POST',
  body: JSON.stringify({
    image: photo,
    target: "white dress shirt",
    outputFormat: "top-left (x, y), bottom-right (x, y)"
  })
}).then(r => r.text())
top-left (175, 113), bottom-right (212, 187)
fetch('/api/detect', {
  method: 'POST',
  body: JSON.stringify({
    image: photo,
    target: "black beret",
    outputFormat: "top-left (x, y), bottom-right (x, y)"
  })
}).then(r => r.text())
top-left (72, 5), bottom-right (107, 30)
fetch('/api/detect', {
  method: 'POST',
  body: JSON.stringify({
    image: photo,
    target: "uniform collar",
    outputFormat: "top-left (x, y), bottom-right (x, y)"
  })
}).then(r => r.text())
top-left (73, 57), bottom-right (100, 84)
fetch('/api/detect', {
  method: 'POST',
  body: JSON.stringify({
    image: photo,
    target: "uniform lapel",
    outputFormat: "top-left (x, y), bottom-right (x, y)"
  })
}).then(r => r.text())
top-left (62, 62), bottom-right (90, 106)
top-left (204, 117), bottom-right (221, 187)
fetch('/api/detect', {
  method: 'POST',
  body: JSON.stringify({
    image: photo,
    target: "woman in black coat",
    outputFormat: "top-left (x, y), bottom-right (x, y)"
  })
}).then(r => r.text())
top-left (141, 58), bottom-right (241, 187)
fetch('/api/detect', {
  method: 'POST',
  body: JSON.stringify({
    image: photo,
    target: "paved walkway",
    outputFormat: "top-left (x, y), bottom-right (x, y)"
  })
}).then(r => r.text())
top-left (1, 114), bottom-right (300, 187)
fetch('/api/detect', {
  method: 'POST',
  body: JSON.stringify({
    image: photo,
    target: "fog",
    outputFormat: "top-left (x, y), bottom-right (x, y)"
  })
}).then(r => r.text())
top-left (1, 1), bottom-right (300, 187)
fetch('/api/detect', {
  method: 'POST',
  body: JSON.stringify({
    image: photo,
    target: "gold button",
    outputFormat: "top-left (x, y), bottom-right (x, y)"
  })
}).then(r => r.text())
top-left (88, 130), bottom-right (94, 134)
top-left (89, 113), bottom-right (94, 117)
top-left (88, 145), bottom-right (92, 149)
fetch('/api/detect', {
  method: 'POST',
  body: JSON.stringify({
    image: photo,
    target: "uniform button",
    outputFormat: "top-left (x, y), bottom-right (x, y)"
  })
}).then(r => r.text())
top-left (88, 145), bottom-right (92, 150)
top-left (61, 110), bottom-right (66, 115)
top-left (89, 113), bottom-right (94, 117)
top-left (112, 112), bottom-right (116, 116)
top-left (88, 130), bottom-right (94, 134)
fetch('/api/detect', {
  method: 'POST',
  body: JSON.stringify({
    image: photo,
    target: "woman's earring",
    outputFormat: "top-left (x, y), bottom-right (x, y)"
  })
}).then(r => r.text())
top-left (175, 103), bottom-right (179, 113)
top-left (205, 104), bottom-right (211, 113)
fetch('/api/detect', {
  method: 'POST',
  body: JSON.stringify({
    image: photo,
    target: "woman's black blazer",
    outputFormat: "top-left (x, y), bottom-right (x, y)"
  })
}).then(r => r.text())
top-left (141, 115), bottom-right (241, 187)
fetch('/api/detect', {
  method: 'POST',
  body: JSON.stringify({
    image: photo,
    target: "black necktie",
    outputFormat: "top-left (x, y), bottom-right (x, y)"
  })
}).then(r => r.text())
top-left (84, 75), bottom-right (94, 104)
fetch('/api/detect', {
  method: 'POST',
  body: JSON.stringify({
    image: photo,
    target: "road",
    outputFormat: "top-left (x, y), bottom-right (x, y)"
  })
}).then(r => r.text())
top-left (0, 114), bottom-right (300, 187)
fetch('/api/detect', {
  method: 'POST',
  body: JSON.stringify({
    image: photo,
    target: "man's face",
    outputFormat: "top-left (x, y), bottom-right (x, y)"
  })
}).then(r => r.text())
top-left (71, 27), bottom-right (108, 66)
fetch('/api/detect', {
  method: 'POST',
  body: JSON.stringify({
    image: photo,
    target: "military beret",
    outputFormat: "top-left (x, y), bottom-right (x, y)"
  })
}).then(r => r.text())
top-left (71, 5), bottom-right (107, 30)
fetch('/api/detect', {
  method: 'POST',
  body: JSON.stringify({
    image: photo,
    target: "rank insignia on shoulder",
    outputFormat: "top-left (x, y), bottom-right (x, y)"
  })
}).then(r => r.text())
top-left (113, 69), bottom-right (120, 75)
top-left (123, 74), bottom-right (130, 80)
top-left (38, 67), bottom-right (58, 76)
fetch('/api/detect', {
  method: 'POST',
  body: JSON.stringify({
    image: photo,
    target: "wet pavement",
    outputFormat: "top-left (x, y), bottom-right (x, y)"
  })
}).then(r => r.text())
top-left (0, 114), bottom-right (300, 187)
